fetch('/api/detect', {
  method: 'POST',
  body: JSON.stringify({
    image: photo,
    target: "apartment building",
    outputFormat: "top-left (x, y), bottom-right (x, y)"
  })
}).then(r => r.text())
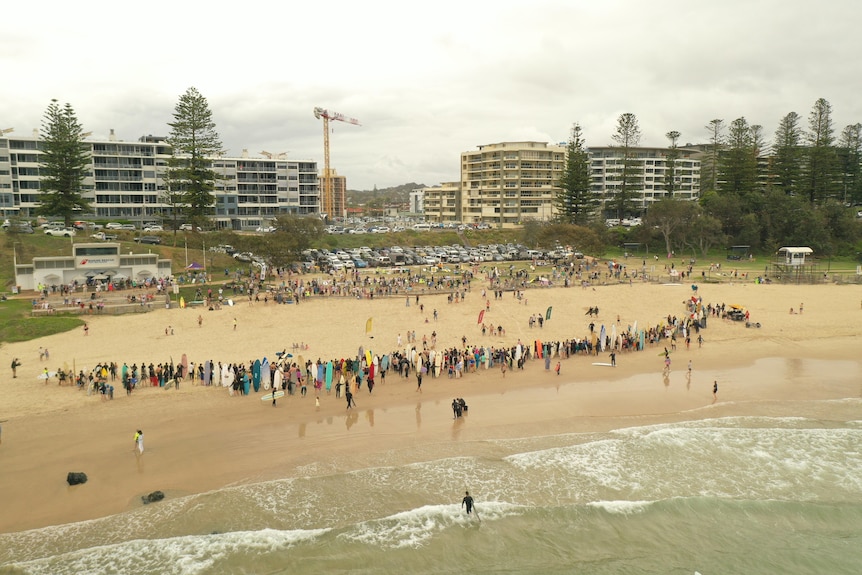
top-left (589, 146), bottom-right (701, 213)
top-left (421, 182), bottom-right (461, 223)
top-left (461, 141), bottom-right (564, 227)
top-left (0, 133), bottom-right (319, 230)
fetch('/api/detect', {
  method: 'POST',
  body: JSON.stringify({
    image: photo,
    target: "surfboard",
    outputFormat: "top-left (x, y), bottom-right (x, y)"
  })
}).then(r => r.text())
top-left (204, 361), bottom-right (211, 386)
top-left (536, 339), bottom-right (543, 359)
top-left (242, 373), bottom-right (250, 395)
top-left (365, 350), bottom-right (372, 366)
top-left (180, 296), bottom-right (186, 309)
top-left (592, 363), bottom-right (616, 367)
top-left (325, 361), bottom-right (333, 392)
top-left (181, 354), bottom-right (188, 381)
top-left (273, 367), bottom-right (283, 391)
top-left (262, 358), bottom-right (271, 391)
top-left (252, 359), bottom-right (261, 392)
top-left (260, 390), bottom-right (285, 401)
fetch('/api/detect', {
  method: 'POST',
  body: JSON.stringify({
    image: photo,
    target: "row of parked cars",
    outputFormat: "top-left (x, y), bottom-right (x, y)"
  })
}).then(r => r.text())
top-left (298, 243), bottom-right (583, 272)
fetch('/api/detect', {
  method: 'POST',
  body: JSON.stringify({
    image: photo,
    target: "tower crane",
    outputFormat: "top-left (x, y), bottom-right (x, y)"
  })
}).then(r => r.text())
top-left (313, 107), bottom-right (360, 220)
top-left (260, 151), bottom-right (288, 160)
top-left (0, 128), bottom-right (13, 136)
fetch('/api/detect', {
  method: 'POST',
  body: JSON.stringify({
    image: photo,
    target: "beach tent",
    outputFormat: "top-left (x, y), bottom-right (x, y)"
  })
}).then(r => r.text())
top-left (186, 262), bottom-right (205, 270)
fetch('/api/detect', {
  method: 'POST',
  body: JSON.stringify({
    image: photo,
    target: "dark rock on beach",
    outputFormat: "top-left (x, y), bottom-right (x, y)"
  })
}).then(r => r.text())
top-left (142, 490), bottom-right (165, 504)
top-left (67, 472), bottom-right (88, 485)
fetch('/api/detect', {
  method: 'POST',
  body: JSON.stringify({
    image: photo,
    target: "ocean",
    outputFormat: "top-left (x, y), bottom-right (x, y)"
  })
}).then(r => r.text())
top-left (2, 391), bottom-right (861, 575)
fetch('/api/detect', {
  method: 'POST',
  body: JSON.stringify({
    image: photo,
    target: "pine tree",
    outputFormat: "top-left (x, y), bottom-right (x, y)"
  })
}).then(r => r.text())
top-left (166, 87), bottom-right (223, 227)
top-left (36, 100), bottom-right (91, 226)
top-left (609, 113), bottom-right (642, 220)
top-left (804, 98), bottom-right (838, 204)
top-left (663, 131), bottom-right (681, 197)
top-left (554, 123), bottom-right (596, 224)
top-left (837, 123), bottom-right (862, 205)
top-left (771, 112), bottom-right (804, 196)
top-left (702, 119), bottom-right (724, 193)
top-left (719, 117), bottom-right (758, 197)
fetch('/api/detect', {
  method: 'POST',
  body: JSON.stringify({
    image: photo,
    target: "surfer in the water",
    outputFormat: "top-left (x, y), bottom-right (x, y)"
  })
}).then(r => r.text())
top-left (462, 491), bottom-right (474, 514)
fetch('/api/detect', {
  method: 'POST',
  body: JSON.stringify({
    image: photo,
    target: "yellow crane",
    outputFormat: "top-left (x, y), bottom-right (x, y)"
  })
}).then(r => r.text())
top-left (313, 107), bottom-right (360, 220)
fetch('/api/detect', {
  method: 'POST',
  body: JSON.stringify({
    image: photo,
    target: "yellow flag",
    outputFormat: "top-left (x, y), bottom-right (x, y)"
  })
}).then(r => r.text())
top-left (366, 317), bottom-right (373, 334)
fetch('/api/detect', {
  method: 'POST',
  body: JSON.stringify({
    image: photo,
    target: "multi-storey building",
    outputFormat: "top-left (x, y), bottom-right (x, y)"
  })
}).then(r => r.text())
top-left (461, 141), bottom-right (564, 227)
top-left (0, 133), bottom-right (319, 230)
top-left (418, 142), bottom-right (704, 225)
top-left (589, 146), bottom-right (701, 214)
top-left (421, 182), bottom-right (461, 223)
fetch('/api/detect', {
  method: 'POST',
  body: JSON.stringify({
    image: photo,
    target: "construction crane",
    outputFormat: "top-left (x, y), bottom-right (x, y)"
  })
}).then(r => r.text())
top-left (314, 107), bottom-right (360, 220)
top-left (260, 151), bottom-right (288, 160)
top-left (0, 128), bottom-right (13, 136)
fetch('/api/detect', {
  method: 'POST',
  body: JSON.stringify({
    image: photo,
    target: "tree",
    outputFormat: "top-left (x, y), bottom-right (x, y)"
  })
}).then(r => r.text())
top-left (771, 112), bottom-right (804, 196)
top-left (535, 223), bottom-right (604, 256)
top-left (718, 117), bottom-right (759, 198)
top-left (609, 113), bottom-right (642, 220)
top-left (683, 212), bottom-right (725, 258)
top-left (837, 123), bottom-right (862, 206)
top-left (804, 97), bottom-right (838, 204)
top-left (701, 119), bottom-right (725, 193)
top-left (644, 198), bottom-right (697, 256)
top-left (662, 130), bottom-right (681, 198)
top-left (36, 100), bottom-right (91, 226)
top-left (166, 87), bottom-right (223, 227)
top-left (555, 123), bottom-right (597, 224)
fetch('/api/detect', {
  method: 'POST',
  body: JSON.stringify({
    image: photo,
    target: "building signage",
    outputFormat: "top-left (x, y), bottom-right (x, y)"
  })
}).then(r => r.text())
top-left (77, 256), bottom-right (121, 268)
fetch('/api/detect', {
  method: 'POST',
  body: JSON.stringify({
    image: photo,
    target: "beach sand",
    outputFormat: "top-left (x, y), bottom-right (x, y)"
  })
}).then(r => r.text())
top-left (0, 277), bottom-right (860, 534)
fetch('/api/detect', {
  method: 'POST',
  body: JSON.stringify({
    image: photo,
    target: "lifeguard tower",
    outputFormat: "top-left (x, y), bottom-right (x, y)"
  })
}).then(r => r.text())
top-left (767, 247), bottom-right (819, 283)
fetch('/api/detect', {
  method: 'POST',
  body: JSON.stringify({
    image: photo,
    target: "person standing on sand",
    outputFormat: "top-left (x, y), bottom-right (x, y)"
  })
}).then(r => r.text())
top-left (11, 358), bottom-right (21, 378)
top-left (83, 323), bottom-right (89, 336)
top-left (713, 380), bottom-right (718, 400)
top-left (233, 317), bottom-right (237, 331)
top-left (134, 430), bottom-right (144, 455)
top-left (345, 389), bottom-right (356, 409)
top-left (609, 352), bottom-right (616, 367)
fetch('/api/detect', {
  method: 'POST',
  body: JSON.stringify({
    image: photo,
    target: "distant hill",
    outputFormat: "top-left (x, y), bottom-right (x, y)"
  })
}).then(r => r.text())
top-left (346, 183), bottom-right (425, 206)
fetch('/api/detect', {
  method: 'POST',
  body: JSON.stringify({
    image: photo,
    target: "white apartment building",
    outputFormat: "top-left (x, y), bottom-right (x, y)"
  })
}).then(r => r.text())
top-left (0, 133), bottom-right (319, 230)
top-left (589, 146), bottom-right (701, 214)
top-left (421, 182), bottom-right (461, 223)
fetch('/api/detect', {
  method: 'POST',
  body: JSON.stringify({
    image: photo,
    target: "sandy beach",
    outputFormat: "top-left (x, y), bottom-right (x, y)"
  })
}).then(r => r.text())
top-left (1, 276), bottom-right (860, 534)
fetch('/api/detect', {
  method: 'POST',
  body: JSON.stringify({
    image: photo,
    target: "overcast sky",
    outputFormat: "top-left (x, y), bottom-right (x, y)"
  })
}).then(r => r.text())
top-left (2, 0), bottom-right (860, 190)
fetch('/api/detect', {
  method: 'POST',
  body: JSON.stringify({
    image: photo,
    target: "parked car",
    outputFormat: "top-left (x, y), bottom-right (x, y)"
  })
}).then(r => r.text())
top-left (134, 236), bottom-right (161, 245)
top-left (143, 225), bottom-right (164, 232)
top-left (91, 232), bottom-right (119, 241)
top-left (105, 222), bottom-right (124, 230)
top-left (45, 227), bottom-right (76, 237)
top-left (1, 221), bottom-right (34, 233)
top-left (179, 223), bottom-right (202, 232)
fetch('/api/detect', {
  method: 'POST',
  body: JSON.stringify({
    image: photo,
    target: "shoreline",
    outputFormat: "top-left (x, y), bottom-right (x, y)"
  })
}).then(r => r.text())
top-left (0, 282), bottom-right (860, 533)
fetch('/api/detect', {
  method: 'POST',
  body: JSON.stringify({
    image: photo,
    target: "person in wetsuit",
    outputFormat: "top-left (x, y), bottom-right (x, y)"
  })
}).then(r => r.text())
top-left (462, 491), bottom-right (474, 514)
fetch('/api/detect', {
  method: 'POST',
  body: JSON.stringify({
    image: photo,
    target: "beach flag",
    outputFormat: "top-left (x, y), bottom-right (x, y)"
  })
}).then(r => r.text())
top-left (366, 317), bottom-right (373, 334)
top-left (545, 306), bottom-right (553, 320)
top-left (477, 310), bottom-right (485, 324)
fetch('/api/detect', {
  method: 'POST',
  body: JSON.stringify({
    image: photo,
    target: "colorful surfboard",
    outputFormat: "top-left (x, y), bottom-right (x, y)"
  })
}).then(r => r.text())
top-left (204, 361), bottom-right (211, 386)
top-left (260, 390), bottom-right (285, 401)
top-left (325, 361), bottom-right (333, 392)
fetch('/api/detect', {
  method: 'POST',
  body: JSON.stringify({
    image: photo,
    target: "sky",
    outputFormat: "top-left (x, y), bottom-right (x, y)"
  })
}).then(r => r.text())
top-left (2, 0), bottom-right (860, 190)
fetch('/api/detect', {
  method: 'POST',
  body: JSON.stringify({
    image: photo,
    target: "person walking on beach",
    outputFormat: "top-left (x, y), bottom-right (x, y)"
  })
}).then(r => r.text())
top-left (609, 352), bottom-right (616, 367)
top-left (462, 491), bottom-right (474, 515)
top-left (416, 369), bottom-right (423, 392)
top-left (11, 358), bottom-right (21, 378)
top-left (713, 380), bottom-right (718, 401)
top-left (134, 430), bottom-right (144, 455)
top-left (555, 361), bottom-right (561, 376)
top-left (345, 389), bottom-right (356, 409)
top-left (233, 317), bottom-right (237, 331)
top-left (83, 323), bottom-right (89, 336)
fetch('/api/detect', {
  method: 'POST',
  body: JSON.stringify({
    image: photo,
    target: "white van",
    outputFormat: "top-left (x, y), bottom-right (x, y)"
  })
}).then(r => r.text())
top-left (412, 223), bottom-right (431, 231)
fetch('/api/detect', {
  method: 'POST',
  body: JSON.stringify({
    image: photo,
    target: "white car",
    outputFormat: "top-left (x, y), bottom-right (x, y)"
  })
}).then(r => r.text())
top-left (179, 224), bottom-right (202, 232)
top-left (143, 225), bottom-right (163, 232)
top-left (45, 227), bottom-right (76, 237)
top-left (105, 222), bottom-right (124, 230)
